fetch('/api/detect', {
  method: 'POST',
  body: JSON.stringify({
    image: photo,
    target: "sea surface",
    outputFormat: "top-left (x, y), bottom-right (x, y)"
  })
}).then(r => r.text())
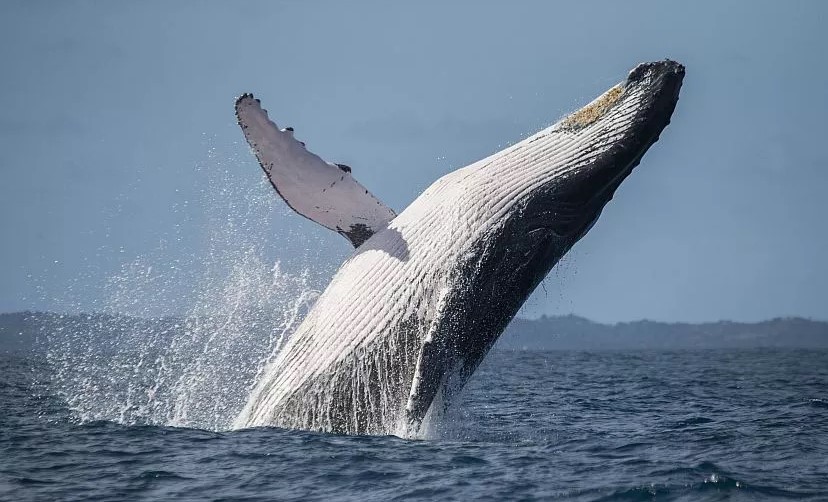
top-left (2, 348), bottom-right (828, 501)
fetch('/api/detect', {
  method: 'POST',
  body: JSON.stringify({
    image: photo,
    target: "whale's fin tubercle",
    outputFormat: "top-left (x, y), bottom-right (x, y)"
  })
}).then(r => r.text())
top-left (235, 93), bottom-right (396, 247)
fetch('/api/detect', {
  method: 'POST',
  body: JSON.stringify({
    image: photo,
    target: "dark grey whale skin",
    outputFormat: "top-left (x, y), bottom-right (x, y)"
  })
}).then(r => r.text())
top-left (404, 61), bottom-right (685, 429)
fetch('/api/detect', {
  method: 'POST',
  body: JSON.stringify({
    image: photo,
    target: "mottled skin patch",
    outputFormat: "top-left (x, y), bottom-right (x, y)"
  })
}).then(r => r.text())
top-left (340, 223), bottom-right (373, 247)
top-left (561, 85), bottom-right (625, 130)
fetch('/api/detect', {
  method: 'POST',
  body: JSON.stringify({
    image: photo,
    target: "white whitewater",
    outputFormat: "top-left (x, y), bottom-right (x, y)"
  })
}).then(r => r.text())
top-left (46, 147), bottom-right (325, 431)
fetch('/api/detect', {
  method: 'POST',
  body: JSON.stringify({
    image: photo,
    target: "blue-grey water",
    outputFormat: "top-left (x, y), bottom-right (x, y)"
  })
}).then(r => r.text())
top-left (2, 349), bottom-right (828, 501)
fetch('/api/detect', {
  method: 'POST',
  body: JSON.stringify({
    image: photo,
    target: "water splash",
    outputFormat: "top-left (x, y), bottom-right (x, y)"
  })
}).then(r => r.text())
top-left (45, 142), bottom-right (329, 431)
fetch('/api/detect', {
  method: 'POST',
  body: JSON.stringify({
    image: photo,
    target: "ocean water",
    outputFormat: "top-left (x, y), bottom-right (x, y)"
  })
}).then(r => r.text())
top-left (2, 348), bottom-right (827, 501)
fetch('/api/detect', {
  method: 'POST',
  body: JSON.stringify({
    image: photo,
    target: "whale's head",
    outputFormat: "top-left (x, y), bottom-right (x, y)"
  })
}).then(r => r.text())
top-left (441, 60), bottom-right (684, 366)
top-left (516, 60), bottom-right (684, 247)
top-left (476, 60), bottom-right (684, 283)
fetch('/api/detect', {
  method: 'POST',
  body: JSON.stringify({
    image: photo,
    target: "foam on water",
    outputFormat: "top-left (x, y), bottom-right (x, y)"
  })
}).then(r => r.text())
top-left (45, 144), bottom-right (327, 431)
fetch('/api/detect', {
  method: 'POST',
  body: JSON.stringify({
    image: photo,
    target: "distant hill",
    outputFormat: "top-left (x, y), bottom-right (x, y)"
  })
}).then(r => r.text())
top-left (2, 311), bottom-right (827, 354)
top-left (501, 315), bottom-right (828, 350)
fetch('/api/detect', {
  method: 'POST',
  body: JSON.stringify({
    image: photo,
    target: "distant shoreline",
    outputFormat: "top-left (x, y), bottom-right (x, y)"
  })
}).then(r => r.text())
top-left (501, 314), bottom-right (828, 350)
top-left (2, 311), bottom-right (827, 353)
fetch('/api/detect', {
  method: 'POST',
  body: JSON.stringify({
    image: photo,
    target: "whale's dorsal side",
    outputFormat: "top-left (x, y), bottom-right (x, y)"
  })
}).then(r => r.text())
top-left (235, 94), bottom-right (396, 247)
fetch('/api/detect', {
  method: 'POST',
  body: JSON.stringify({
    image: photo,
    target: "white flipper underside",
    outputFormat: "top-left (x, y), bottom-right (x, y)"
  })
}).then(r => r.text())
top-left (235, 94), bottom-right (396, 247)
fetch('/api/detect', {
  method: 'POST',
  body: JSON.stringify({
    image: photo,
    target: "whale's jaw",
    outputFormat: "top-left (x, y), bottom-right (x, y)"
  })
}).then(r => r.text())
top-left (234, 61), bottom-right (684, 436)
top-left (546, 60), bottom-right (684, 241)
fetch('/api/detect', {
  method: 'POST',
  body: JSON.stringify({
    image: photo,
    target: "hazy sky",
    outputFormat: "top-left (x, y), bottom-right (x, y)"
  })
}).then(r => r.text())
top-left (1, 1), bottom-right (826, 322)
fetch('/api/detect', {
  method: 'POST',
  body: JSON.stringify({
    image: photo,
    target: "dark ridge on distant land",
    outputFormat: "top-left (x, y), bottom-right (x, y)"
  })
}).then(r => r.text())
top-left (1, 311), bottom-right (827, 354)
top-left (501, 314), bottom-right (828, 350)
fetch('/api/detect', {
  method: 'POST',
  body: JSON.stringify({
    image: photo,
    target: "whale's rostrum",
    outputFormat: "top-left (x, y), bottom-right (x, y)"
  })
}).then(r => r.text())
top-left (232, 60), bottom-right (685, 436)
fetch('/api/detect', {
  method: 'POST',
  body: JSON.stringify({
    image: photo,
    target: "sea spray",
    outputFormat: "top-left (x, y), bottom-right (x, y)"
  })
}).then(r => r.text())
top-left (45, 143), bottom-right (331, 430)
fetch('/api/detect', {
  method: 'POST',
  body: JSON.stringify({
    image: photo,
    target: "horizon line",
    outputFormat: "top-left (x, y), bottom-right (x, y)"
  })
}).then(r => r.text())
top-left (2, 310), bottom-right (826, 326)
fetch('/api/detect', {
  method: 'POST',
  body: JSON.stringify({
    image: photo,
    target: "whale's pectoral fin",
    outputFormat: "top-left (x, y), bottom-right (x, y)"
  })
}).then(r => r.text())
top-left (404, 337), bottom-right (446, 428)
top-left (235, 93), bottom-right (396, 247)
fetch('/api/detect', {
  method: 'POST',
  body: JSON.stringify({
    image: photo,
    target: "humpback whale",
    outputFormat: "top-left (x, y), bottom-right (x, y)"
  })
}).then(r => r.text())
top-left (233, 60), bottom-right (684, 436)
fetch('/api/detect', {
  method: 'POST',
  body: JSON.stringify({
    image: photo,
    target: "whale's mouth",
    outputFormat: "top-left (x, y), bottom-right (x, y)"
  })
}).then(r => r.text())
top-left (543, 60), bottom-right (685, 240)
